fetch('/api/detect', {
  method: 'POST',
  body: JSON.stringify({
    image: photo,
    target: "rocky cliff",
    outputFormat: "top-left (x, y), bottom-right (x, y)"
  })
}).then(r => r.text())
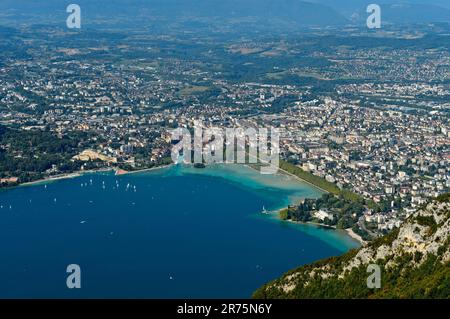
top-left (253, 195), bottom-right (450, 299)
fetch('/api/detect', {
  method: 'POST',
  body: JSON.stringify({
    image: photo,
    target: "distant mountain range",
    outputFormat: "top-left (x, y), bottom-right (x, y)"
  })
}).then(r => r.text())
top-left (0, 0), bottom-right (347, 27)
top-left (312, 0), bottom-right (450, 24)
top-left (314, 0), bottom-right (450, 10)
top-left (0, 0), bottom-right (448, 27)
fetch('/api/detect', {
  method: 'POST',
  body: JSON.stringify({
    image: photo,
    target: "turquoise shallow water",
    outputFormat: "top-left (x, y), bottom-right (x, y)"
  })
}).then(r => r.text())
top-left (0, 164), bottom-right (358, 298)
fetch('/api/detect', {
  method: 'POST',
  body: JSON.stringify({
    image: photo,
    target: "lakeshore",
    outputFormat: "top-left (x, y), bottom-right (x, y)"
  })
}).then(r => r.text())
top-left (15, 161), bottom-right (362, 247)
top-left (245, 163), bottom-right (365, 245)
top-left (345, 228), bottom-right (367, 246)
top-left (20, 173), bottom-right (82, 186)
top-left (14, 164), bottom-right (172, 188)
top-left (0, 163), bottom-right (359, 298)
top-left (115, 164), bottom-right (173, 175)
top-left (15, 159), bottom-right (329, 195)
top-left (271, 207), bottom-right (366, 246)
top-left (18, 168), bottom-right (114, 187)
top-left (169, 163), bottom-right (362, 248)
top-left (276, 165), bottom-right (331, 194)
top-left (9, 161), bottom-right (363, 247)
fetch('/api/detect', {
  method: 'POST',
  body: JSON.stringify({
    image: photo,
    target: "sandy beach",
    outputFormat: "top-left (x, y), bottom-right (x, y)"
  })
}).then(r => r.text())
top-left (17, 164), bottom-right (173, 187)
top-left (117, 164), bottom-right (173, 175)
top-left (20, 173), bottom-right (82, 186)
top-left (270, 206), bottom-right (366, 246)
top-left (19, 168), bottom-right (114, 187)
top-left (345, 228), bottom-right (367, 246)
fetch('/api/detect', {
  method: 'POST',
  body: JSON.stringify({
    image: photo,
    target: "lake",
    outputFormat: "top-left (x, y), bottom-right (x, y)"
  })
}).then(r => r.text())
top-left (0, 164), bottom-right (359, 298)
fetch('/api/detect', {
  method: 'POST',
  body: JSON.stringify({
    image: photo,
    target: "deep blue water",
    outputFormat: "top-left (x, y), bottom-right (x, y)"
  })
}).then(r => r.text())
top-left (0, 164), bottom-right (358, 298)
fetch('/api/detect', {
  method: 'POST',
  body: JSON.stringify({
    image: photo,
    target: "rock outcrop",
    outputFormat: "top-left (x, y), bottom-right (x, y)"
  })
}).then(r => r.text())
top-left (253, 196), bottom-right (450, 299)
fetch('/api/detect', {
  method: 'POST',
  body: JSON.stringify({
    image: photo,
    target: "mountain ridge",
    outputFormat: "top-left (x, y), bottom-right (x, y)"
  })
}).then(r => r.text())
top-left (1, 0), bottom-right (348, 27)
top-left (2, 0), bottom-right (449, 28)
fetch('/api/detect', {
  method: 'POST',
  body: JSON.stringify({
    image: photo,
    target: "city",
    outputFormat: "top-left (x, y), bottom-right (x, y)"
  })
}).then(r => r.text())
top-left (1, 23), bottom-right (448, 240)
top-left (0, 0), bottom-right (448, 304)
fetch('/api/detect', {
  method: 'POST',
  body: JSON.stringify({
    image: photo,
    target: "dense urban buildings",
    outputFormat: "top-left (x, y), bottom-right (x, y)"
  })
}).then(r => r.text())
top-left (1, 20), bottom-right (448, 239)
